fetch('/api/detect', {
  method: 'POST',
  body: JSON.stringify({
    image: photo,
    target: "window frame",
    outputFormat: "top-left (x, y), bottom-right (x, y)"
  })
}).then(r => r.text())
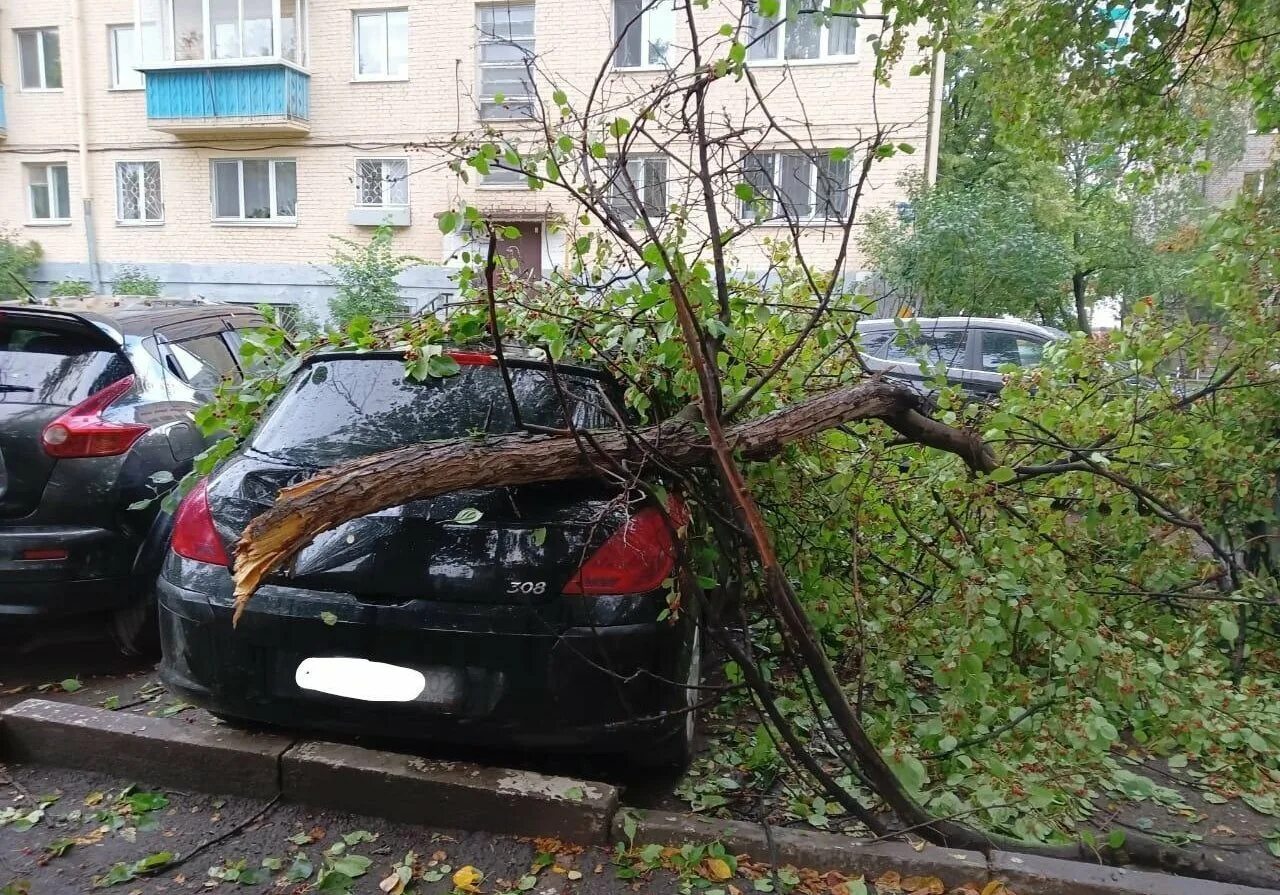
top-left (115, 160), bottom-right (165, 225)
top-left (352, 8), bottom-right (408, 81)
top-left (746, 0), bottom-right (858, 66)
top-left (16, 27), bottom-right (63, 91)
top-left (612, 0), bottom-right (675, 70)
top-left (209, 158), bottom-right (298, 224)
top-left (607, 155), bottom-right (669, 222)
top-left (353, 157), bottom-right (410, 208)
top-left (25, 162), bottom-right (72, 223)
top-left (108, 23), bottom-right (146, 90)
top-left (134, 0), bottom-right (309, 68)
top-left (475, 1), bottom-right (536, 121)
top-left (740, 151), bottom-right (850, 223)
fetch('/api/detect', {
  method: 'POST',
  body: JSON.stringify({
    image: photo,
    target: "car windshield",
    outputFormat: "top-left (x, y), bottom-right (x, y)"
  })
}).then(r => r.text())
top-left (250, 357), bottom-right (620, 466)
top-left (0, 324), bottom-right (130, 405)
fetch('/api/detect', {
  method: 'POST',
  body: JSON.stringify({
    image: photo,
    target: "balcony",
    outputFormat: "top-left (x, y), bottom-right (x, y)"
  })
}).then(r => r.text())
top-left (0, 84), bottom-right (7, 140)
top-left (142, 62), bottom-right (309, 136)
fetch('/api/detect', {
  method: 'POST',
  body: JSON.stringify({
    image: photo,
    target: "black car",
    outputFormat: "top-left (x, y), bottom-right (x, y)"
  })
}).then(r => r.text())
top-left (0, 299), bottom-right (266, 653)
top-left (157, 350), bottom-right (702, 766)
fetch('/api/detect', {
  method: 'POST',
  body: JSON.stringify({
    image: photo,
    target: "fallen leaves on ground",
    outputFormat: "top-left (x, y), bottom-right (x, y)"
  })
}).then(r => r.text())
top-left (452, 864), bottom-right (484, 893)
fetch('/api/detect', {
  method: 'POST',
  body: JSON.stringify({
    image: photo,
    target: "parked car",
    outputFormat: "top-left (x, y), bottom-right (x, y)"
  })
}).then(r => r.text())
top-left (156, 350), bottom-right (702, 766)
top-left (857, 316), bottom-right (1067, 398)
top-left (0, 298), bottom-right (266, 653)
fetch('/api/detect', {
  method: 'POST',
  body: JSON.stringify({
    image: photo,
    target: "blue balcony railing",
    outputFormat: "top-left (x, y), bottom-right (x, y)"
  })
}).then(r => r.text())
top-left (142, 62), bottom-right (309, 135)
top-left (0, 84), bottom-right (7, 139)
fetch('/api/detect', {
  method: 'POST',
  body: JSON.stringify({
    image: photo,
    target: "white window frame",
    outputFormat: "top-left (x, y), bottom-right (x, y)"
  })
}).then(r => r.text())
top-left (109, 24), bottom-right (146, 90)
top-left (16, 28), bottom-right (62, 91)
top-left (608, 155), bottom-right (669, 221)
top-left (352, 8), bottom-right (408, 81)
top-left (25, 163), bottom-right (72, 223)
top-left (740, 151), bottom-right (850, 222)
top-left (210, 158), bottom-right (298, 224)
top-left (354, 157), bottom-right (410, 207)
top-left (115, 160), bottom-right (165, 225)
top-left (476, 1), bottom-right (536, 121)
top-left (134, 0), bottom-right (309, 67)
top-left (612, 0), bottom-right (675, 70)
top-left (746, 0), bottom-right (858, 66)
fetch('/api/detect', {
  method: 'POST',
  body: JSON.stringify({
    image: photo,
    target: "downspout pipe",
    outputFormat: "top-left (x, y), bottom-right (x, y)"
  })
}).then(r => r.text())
top-left (69, 0), bottom-right (102, 292)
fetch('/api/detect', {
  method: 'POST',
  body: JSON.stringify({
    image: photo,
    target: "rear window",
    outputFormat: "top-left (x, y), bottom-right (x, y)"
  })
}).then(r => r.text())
top-left (0, 325), bottom-right (131, 405)
top-left (250, 358), bottom-right (620, 466)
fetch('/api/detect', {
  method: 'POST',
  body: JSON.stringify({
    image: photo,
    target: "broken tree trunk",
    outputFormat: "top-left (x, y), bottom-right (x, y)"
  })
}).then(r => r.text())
top-left (231, 376), bottom-right (993, 620)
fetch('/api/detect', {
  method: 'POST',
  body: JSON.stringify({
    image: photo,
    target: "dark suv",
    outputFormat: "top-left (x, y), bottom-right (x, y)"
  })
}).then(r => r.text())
top-left (156, 350), bottom-right (701, 766)
top-left (0, 299), bottom-right (265, 653)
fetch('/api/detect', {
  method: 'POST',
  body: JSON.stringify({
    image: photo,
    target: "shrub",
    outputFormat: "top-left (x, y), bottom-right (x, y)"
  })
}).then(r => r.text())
top-left (50, 278), bottom-right (93, 297)
top-left (0, 230), bottom-right (43, 300)
top-left (111, 266), bottom-right (161, 296)
top-left (324, 225), bottom-right (422, 326)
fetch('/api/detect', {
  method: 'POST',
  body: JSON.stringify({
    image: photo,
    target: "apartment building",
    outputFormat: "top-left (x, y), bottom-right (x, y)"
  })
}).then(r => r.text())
top-left (1202, 129), bottom-right (1279, 206)
top-left (0, 0), bottom-right (941, 322)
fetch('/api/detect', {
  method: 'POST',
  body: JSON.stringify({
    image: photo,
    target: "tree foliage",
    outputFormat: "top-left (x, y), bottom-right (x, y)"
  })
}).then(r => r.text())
top-left (325, 225), bottom-right (422, 326)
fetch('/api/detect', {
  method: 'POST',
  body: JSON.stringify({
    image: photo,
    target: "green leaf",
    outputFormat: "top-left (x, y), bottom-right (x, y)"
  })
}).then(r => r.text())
top-left (319, 611), bottom-right (338, 626)
top-left (530, 527), bottom-right (547, 547)
top-left (328, 854), bottom-right (372, 878)
top-left (438, 210), bottom-right (458, 234)
top-left (552, 88), bottom-right (567, 105)
top-left (453, 508), bottom-right (484, 525)
top-left (729, 42), bottom-right (746, 65)
top-left (1107, 829), bottom-right (1126, 849)
top-left (734, 182), bottom-right (756, 203)
top-left (341, 830), bottom-right (377, 846)
top-left (757, 0), bottom-right (779, 16)
top-left (989, 466), bottom-right (1017, 483)
top-left (609, 118), bottom-right (631, 139)
top-left (1218, 616), bottom-right (1240, 641)
top-left (60, 678), bottom-right (82, 693)
top-left (1202, 792), bottom-right (1229, 804)
top-left (285, 853), bottom-right (315, 882)
top-left (425, 354), bottom-right (461, 378)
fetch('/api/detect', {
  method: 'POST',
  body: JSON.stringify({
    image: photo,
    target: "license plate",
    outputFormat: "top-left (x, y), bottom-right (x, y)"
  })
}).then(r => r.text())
top-left (295, 657), bottom-right (461, 705)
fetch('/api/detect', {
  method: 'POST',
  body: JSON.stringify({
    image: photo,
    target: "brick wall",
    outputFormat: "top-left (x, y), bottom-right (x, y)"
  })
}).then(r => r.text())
top-left (0, 0), bottom-right (938, 298)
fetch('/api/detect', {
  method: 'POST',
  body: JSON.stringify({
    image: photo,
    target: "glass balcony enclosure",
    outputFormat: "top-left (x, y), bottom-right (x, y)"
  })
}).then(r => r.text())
top-left (134, 0), bottom-right (309, 135)
top-left (135, 0), bottom-right (307, 67)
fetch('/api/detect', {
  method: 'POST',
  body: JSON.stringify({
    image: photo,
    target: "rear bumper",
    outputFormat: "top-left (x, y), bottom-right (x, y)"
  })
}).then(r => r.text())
top-left (157, 569), bottom-right (693, 753)
top-left (0, 526), bottom-right (139, 617)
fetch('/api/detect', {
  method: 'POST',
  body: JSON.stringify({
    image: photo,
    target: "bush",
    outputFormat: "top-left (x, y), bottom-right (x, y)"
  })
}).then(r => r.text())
top-left (324, 225), bottom-right (422, 326)
top-left (111, 266), bottom-right (161, 296)
top-left (0, 230), bottom-right (43, 300)
top-left (50, 278), bottom-right (93, 297)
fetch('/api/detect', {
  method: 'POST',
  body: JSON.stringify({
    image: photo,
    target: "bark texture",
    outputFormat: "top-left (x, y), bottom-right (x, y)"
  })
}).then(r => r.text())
top-left (231, 376), bottom-right (992, 620)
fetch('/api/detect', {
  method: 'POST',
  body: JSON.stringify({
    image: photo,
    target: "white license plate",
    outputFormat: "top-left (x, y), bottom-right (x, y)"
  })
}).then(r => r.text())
top-left (295, 657), bottom-right (460, 704)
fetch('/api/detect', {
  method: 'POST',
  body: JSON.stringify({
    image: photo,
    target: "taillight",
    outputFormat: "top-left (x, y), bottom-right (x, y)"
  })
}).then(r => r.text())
top-left (170, 481), bottom-right (230, 566)
top-left (446, 350), bottom-right (496, 366)
top-left (562, 497), bottom-right (688, 595)
top-left (41, 375), bottom-right (149, 459)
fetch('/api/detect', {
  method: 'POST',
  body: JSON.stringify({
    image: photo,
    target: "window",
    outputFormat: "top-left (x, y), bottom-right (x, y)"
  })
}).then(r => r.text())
top-left (165, 335), bottom-right (241, 392)
top-left (476, 3), bottom-right (535, 120)
top-left (116, 162), bottom-right (164, 224)
top-left (136, 0), bottom-right (306, 65)
top-left (747, 0), bottom-right (855, 63)
top-left (980, 332), bottom-right (1045, 371)
top-left (26, 163), bottom-right (71, 222)
top-left (480, 165), bottom-right (531, 187)
top-left (211, 159), bottom-right (297, 222)
top-left (1242, 168), bottom-right (1276, 197)
top-left (608, 156), bottom-right (668, 220)
top-left (355, 158), bottom-right (409, 207)
top-left (354, 9), bottom-right (408, 79)
top-left (613, 0), bottom-right (675, 68)
top-left (108, 25), bottom-right (145, 89)
top-left (741, 151), bottom-right (849, 220)
top-left (17, 28), bottom-right (62, 90)
top-left (881, 328), bottom-right (967, 368)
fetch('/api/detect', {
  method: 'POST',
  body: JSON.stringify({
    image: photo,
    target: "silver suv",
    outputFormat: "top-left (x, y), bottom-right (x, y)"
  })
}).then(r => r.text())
top-left (856, 316), bottom-right (1067, 398)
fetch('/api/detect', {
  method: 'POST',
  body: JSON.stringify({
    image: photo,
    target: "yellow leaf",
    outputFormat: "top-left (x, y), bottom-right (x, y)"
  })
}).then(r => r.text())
top-left (380, 870), bottom-right (406, 895)
top-left (452, 865), bottom-right (483, 893)
top-left (980, 883), bottom-right (1008, 895)
top-left (875, 871), bottom-right (902, 892)
top-left (706, 858), bottom-right (733, 881)
top-left (902, 875), bottom-right (944, 895)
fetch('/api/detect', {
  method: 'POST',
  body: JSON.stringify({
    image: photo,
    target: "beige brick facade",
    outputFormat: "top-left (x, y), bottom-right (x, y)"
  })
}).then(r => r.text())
top-left (0, 0), bottom-right (938, 314)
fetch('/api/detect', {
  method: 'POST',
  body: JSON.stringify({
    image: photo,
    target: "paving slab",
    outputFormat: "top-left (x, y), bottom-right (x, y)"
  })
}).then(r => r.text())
top-left (613, 808), bottom-right (987, 888)
top-left (0, 698), bottom-right (292, 798)
top-left (282, 739), bottom-right (619, 844)
top-left (990, 852), bottom-right (1280, 895)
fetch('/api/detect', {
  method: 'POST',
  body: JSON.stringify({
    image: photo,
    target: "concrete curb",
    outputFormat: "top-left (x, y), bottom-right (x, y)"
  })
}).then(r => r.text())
top-left (0, 698), bottom-right (290, 798)
top-left (615, 808), bottom-right (1280, 895)
top-left (2, 699), bottom-right (1277, 894)
top-left (281, 740), bottom-right (618, 844)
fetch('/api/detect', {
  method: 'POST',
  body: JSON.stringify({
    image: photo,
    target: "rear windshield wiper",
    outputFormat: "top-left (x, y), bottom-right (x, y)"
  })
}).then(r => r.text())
top-left (0, 384), bottom-right (35, 393)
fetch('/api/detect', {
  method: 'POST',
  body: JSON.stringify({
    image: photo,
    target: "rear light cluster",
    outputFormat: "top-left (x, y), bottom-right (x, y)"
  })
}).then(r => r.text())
top-left (171, 481), bottom-right (230, 566)
top-left (41, 375), bottom-right (149, 459)
top-left (563, 497), bottom-right (689, 595)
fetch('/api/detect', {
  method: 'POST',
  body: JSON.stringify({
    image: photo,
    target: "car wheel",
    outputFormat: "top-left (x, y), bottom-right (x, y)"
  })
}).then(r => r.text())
top-left (632, 626), bottom-right (701, 770)
top-left (109, 590), bottom-right (160, 657)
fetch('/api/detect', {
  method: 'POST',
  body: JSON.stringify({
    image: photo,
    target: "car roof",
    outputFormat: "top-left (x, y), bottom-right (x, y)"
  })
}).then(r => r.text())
top-left (0, 298), bottom-right (262, 337)
top-left (856, 316), bottom-right (1067, 341)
